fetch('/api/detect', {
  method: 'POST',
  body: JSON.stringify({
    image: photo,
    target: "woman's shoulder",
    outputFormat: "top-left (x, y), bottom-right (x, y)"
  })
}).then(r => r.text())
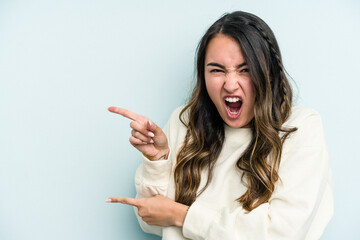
top-left (284, 106), bottom-right (322, 127)
top-left (164, 105), bottom-right (189, 147)
top-left (168, 105), bottom-right (189, 126)
top-left (171, 105), bottom-right (187, 117)
top-left (283, 105), bottom-right (326, 148)
top-left (163, 105), bottom-right (189, 136)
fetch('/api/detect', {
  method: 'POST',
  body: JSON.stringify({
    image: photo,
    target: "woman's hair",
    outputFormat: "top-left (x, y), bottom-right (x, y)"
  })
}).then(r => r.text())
top-left (174, 11), bottom-right (297, 212)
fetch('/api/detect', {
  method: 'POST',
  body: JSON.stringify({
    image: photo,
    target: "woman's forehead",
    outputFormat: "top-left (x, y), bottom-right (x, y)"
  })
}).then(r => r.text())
top-left (205, 34), bottom-right (245, 67)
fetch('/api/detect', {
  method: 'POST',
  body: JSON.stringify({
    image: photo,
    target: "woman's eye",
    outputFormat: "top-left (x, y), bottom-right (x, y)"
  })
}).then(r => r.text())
top-left (240, 68), bottom-right (249, 73)
top-left (210, 69), bottom-right (223, 73)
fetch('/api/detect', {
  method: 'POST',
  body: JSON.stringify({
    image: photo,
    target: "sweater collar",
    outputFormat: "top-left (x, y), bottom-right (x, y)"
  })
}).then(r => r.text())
top-left (223, 124), bottom-right (252, 147)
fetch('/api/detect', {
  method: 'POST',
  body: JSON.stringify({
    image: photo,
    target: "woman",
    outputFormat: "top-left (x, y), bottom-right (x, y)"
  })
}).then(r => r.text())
top-left (106, 11), bottom-right (333, 240)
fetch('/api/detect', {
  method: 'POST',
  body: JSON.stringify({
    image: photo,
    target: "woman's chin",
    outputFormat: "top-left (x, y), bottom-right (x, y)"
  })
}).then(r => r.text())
top-left (220, 111), bottom-right (253, 129)
top-left (225, 121), bottom-right (248, 128)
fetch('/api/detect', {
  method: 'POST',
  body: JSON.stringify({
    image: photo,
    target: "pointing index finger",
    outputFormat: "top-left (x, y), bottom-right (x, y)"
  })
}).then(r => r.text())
top-left (108, 106), bottom-right (142, 121)
top-left (106, 197), bottom-right (141, 207)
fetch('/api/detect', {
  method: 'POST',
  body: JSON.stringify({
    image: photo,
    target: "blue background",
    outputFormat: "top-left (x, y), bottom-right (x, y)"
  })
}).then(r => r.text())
top-left (0, 0), bottom-right (359, 239)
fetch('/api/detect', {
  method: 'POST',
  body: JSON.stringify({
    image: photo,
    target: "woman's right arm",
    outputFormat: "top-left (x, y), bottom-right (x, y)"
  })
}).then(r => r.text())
top-left (133, 108), bottom-right (183, 235)
top-left (107, 106), bottom-right (179, 236)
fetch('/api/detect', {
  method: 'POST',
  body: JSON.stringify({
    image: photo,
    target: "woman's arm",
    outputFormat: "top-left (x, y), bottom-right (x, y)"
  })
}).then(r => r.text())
top-left (107, 107), bottom-right (184, 236)
top-left (131, 107), bottom-right (186, 235)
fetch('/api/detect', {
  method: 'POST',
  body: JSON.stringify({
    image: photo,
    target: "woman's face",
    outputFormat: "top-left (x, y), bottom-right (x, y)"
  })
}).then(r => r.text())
top-left (204, 34), bottom-right (255, 128)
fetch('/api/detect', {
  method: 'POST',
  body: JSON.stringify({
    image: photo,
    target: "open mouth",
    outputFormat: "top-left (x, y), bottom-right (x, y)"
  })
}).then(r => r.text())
top-left (225, 97), bottom-right (242, 118)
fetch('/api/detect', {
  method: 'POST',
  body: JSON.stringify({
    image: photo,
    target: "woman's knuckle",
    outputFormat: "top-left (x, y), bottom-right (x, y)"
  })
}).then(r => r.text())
top-left (138, 208), bottom-right (147, 217)
top-left (134, 132), bottom-right (140, 138)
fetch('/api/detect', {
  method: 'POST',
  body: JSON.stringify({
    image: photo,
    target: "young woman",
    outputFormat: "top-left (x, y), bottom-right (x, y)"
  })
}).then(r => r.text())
top-left (106, 11), bottom-right (333, 240)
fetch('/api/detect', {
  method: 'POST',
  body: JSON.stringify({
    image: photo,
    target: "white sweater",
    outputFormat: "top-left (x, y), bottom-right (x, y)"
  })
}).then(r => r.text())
top-left (134, 106), bottom-right (333, 240)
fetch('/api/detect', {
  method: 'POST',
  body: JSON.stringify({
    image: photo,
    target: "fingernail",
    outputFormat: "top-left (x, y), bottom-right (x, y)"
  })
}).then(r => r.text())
top-left (105, 198), bottom-right (112, 202)
top-left (148, 132), bottom-right (155, 138)
top-left (148, 120), bottom-right (152, 126)
top-left (150, 139), bottom-right (154, 144)
top-left (142, 142), bottom-right (148, 145)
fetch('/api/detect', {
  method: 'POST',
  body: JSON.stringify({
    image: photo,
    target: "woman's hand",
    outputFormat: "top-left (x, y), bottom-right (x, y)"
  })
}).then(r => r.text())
top-left (106, 195), bottom-right (189, 227)
top-left (108, 106), bottom-right (169, 161)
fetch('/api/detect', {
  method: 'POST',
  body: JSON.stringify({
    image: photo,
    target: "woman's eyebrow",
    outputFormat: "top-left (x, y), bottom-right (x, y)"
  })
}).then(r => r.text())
top-left (206, 62), bottom-right (247, 69)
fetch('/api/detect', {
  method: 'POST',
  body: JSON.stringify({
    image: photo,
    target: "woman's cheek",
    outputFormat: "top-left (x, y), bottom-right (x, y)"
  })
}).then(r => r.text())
top-left (205, 78), bottom-right (220, 103)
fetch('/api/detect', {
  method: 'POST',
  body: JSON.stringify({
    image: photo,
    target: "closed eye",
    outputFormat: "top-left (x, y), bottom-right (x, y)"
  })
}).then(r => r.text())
top-left (210, 69), bottom-right (224, 73)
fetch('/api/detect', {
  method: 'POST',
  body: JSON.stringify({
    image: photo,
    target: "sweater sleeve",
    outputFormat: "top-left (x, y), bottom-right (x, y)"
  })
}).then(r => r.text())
top-left (182, 110), bottom-right (334, 240)
top-left (133, 153), bottom-right (172, 236)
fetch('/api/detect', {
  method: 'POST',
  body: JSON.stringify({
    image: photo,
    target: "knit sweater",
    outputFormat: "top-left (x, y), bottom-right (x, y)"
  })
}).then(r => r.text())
top-left (134, 106), bottom-right (333, 240)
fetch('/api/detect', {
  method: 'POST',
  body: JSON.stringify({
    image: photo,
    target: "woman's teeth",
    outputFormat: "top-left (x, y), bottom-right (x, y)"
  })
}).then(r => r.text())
top-left (225, 97), bottom-right (241, 102)
top-left (227, 106), bottom-right (239, 114)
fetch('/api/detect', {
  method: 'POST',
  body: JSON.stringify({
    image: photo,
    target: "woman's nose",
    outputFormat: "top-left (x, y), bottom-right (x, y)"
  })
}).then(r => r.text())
top-left (223, 72), bottom-right (240, 93)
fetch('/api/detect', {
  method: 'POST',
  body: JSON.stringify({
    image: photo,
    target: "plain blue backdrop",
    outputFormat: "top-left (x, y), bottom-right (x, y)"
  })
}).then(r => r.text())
top-left (0, 0), bottom-right (359, 239)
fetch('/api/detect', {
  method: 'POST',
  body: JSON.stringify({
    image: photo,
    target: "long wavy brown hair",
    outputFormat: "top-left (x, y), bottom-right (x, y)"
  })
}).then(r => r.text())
top-left (174, 11), bottom-right (297, 212)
